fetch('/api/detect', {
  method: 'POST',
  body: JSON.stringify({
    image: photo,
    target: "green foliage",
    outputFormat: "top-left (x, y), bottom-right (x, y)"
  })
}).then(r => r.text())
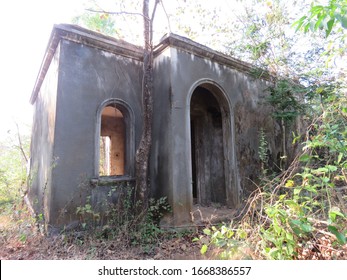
top-left (129, 197), bottom-right (171, 253)
top-left (75, 183), bottom-right (171, 252)
top-left (198, 85), bottom-right (347, 260)
top-left (246, 41), bottom-right (270, 61)
top-left (293, 0), bottom-right (347, 37)
top-left (146, 196), bottom-right (171, 225)
top-left (73, 12), bottom-right (118, 36)
top-left (260, 193), bottom-right (312, 260)
top-left (196, 223), bottom-right (249, 259)
top-left (76, 196), bottom-right (101, 227)
top-left (266, 79), bottom-right (307, 169)
top-left (76, 183), bottom-right (134, 230)
top-left (0, 130), bottom-right (30, 211)
top-left (266, 79), bottom-right (306, 123)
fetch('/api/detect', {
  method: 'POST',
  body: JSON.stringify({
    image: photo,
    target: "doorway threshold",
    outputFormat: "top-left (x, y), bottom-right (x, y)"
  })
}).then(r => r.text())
top-left (190, 204), bottom-right (237, 226)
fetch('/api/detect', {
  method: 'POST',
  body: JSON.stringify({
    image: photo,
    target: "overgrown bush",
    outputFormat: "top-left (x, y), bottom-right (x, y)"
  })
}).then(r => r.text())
top-left (197, 84), bottom-right (347, 260)
top-left (75, 185), bottom-right (171, 253)
top-left (0, 129), bottom-right (29, 212)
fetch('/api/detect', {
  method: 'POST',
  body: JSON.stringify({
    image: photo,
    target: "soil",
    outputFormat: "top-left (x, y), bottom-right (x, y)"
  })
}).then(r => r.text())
top-left (0, 230), bottom-right (204, 260)
top-left (1, 205), bottom-right (346, 260)
top-left (0, 205), bottom-right (234, 260)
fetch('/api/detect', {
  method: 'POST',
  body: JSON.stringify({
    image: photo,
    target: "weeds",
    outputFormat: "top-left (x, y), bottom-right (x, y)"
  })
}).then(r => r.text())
top-left (197, 89), bottom-right (347, 260)
top-left (75, 181), bottom-right (172, 254)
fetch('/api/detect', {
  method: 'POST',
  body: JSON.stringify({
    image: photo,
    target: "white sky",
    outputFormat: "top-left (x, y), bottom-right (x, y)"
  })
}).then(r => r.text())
top-left (0, 0), bottom-right (234, 138)
top-left (0, 0), bottom-right (339, 139)
top-left (0, 0), bottom-right (174, 137)
top-left (0, 0), bottom-right (86, 138)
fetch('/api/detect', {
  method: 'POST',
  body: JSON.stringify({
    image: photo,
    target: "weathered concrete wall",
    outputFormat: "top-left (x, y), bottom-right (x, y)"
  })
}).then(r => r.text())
top-left (47, 39), bottom-right (143, 227)
top-left (233, 83), bottom-right (281, 194)
top-left (170, 47), bottom-right (243, 225)
top-left (90, 177), bottom-right (135, 224)
top-left (28, 43), bottom-right (60, 221)
top-left (151, 44), bottom-right (278, 226)
top-left (29, 25), bottom-right (296, 230)
top-left (151, 47), bottom-right (174, 209)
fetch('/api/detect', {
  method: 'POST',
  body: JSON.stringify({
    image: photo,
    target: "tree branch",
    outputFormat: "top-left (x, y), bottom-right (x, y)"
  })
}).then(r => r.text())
top-left (85, 8), bottom-right (149, 21)
top-left (15, 122), bottom-right (28, 163)
top-left (159, 0), bottom-right (172, 33)
top-left (150, 0), bottom-right (160, 43)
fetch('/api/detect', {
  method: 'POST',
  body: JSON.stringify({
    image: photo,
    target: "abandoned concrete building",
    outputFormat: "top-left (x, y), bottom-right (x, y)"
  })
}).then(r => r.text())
top-left (28, 24), bottom-right (288, 231)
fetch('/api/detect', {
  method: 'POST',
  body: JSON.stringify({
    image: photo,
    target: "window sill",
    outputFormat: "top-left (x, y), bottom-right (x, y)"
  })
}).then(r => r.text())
top-left (90, 175), bottom-right (135, 187)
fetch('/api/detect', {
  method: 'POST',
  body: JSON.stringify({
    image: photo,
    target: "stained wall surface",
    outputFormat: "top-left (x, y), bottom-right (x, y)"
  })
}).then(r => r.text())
top-left (29, 25), bottom-right (294, 230)
top-left (151, 42), bottom-right (279, 226)
top-left (29, 32), bottom-right (143, 228)
top-left (28, 42), bottom-right (60, 222)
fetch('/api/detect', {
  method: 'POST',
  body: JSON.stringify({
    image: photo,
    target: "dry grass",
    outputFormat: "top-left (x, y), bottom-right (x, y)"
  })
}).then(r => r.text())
top-left (0, 203), bottom-right (204, 260)
top-left (1, 194), bottom-right (346, 260)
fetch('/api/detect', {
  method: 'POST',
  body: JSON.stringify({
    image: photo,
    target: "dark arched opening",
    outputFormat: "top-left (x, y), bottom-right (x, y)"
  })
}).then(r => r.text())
top-left (190, 86), bottom-right (226, 206)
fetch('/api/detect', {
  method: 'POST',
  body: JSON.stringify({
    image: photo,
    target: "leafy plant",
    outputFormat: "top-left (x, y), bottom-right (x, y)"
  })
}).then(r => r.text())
top-left (195, 223), bottom-right (249, 259)
top-left (267, 79), bottom-right (306, 123)
top-left (199, 85), bottom-right (347, 260)
top-left (0, 128), bottom-right (30, 212)
top-left (293, 0), bottom-right (347, 37)
top-left (72, 12), bottom-right (119, 36)
top-left (260, 193), bottom-right (312, 260)
top-left (75, 182), bottom-right (171, 253)
top-left (266, 79), bottom-right (306, 169)
top-left (130, 197), bottom-right (171, 252)
top-left (76, 196), bottom-right (101, 226)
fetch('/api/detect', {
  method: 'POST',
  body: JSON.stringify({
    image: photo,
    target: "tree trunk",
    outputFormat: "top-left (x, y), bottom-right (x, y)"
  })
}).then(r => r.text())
top-left (134, 0), bottom-right (158, 213)
top-left (281, 117), bottom-right (287, 170)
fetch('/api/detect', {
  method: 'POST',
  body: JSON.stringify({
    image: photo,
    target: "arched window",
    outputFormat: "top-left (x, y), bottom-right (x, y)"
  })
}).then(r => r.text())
top-left (99, 105), bottom-right (125, 176)
top-left (96, 100), bottom-right (134, 177)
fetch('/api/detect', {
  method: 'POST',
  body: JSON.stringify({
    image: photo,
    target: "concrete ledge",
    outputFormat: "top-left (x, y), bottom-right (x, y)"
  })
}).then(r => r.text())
top-left (155, 33), bottom-right (272, 81)
top-left (30, 24), bottom-right (144, 104)
top-left (90, 176), bottom-right (135, 187)
top-left (31, 24), bottom-right (273, 105)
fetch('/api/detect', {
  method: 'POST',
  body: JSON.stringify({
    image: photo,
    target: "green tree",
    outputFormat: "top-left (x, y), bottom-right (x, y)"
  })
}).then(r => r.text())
top-left (293, 0), bottom-right (347, 37)
top-left (293, 0), bottom-right (347, 77)
top-left (0, 126), bottom-right (30, 210)
top-left (73, 12), bottom-right (119, 36)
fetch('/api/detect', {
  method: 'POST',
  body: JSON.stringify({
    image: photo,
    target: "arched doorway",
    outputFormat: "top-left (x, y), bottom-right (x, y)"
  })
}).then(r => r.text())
top-left (190, 85), bottom-right (227, 206)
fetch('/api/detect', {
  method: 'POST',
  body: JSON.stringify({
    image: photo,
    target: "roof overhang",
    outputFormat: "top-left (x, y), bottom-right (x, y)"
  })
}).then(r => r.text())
top-left (155, 33), bottom-right (271, 80)
top-left (30, 24), bottom-right (271, 105)
top-left (30, 24), bottom-right (144, 104)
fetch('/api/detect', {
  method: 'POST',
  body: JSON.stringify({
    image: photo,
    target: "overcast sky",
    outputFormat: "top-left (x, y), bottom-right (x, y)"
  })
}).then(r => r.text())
top-left (0, 0), bottom-right (332, 139)
top-left (0, 0), bottom-right (86, 138)
top-left (0, 0), bottom-right (227, 137)
top-left (0, 0), bottom-right (177, 137)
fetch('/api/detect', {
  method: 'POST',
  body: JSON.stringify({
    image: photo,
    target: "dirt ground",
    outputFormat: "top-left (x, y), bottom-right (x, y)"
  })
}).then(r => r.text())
top-left (0, 230), bottom-right (203, 260)
top-left (1, 205), bottom-right (346, 260)
top-left (0, 205), bottom-right (235, 260)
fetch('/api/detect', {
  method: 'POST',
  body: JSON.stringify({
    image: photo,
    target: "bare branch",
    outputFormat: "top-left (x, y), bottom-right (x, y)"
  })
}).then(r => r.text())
top-left (159, 0), bottom-right (172, 33)
top-left (150, 0), bottom-right (160, 43)
top-left (85, 8), bottom-right (149, 21)
top-left (151, 0), bottom-right (160, 22)
top-left (15, 122), bottom-right (28, 163)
